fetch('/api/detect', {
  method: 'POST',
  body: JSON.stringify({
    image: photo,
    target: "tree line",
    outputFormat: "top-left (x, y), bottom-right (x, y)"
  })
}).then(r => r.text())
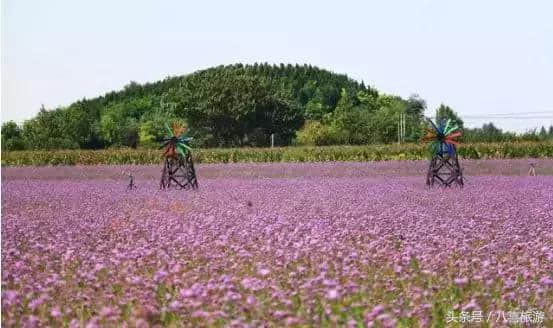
top-left (2, 63), bottom-right (553, 151)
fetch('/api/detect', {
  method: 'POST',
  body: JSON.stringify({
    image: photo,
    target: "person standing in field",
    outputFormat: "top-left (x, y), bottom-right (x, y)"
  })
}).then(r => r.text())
top-left (128, 173), bottom-right (135, 190)
top-left (528, 162), bottom-right (537, 176)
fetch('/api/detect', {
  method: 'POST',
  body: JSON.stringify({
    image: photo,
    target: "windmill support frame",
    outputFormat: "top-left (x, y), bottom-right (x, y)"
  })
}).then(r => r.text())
top-left (160, 153), bottom-right (198, 190)
top-left (426, 151), bottom-right (464, 188)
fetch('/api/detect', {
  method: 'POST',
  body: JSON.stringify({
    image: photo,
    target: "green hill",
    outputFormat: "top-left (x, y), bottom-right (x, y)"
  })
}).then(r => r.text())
top-left (3, 63), bottom-right (552, 152)
top-left (12, 63), bottom-right (387, 150)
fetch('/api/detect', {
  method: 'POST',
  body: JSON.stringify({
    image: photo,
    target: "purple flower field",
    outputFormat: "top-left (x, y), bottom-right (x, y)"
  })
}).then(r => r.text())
top-left (2, 160), bottom-right (553, 327)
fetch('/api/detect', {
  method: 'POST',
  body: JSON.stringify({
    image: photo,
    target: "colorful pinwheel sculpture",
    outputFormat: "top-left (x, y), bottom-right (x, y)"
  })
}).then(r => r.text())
top-left (160, 122), bottom-right (193, 159)
top-left (159, 122), bottom-right (198, 190)
top-left (423, 117), bottom-right (464, 187)
top-left (423, 118), bottom-right (462, 157)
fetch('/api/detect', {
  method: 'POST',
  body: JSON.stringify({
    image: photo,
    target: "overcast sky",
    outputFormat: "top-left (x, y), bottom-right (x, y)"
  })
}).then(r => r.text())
top-left (2, 0), bottom-right (552, 132)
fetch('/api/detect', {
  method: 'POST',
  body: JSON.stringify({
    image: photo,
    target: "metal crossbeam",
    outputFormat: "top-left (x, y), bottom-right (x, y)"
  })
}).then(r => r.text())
top-left (426, 152), bottom-right (464, 188)
top-left (160, 154), bottom-right (199, 190)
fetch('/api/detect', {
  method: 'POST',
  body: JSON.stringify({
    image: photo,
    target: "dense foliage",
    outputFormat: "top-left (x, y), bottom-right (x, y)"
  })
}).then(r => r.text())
top-left (2, 64), bottom-right (369, 150)
top-left (2, 63), bottom-right (553, 151)
top-left (2, 142), bottom-right (552, 166)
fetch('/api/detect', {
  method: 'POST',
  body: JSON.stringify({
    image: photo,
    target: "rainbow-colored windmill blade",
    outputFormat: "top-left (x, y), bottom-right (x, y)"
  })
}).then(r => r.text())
top-left (160, 123), bottom-right (176, 146)
top-left (177, 135), bottom-right (193, 148)
top-left (175, 136), bottom-right (193, 158)
top-left (442, 119), bottom-right (453, 136)
top-left (443, 122), bottom-right (462, 144)
top-left (437, 120), bottom-right (446, 135)
top-left (444, 131), bottom-right (462, 145)
top-left (172, 122), bottom-right (185, 138)
top-left (442, 119), bottom-right (462, 156)
top-left (444, 142), bottom-right (454, 157)
top-left (443, 124), bottom-right (460, 137)
top-left (166, 123), bottom-right (175, 137)
top-left (422, 117), bottom-right (462, 157)
top-left (426, 117), bottom-right (440, 134)
top-left (161, 122), bottom-right (193, 158)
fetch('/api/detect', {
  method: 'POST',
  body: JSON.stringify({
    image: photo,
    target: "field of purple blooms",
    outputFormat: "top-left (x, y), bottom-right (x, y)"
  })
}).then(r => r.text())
top-left (2, 160), bottom-right (553, 327)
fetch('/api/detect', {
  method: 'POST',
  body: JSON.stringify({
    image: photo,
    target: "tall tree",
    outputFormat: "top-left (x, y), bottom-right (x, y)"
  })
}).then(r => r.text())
top-left (177, 74), bottom-right (302, 146)
top-left (539, 126), bottom-right (547, 138)
top-left (435, 104), bottom-right (464, 129)
top-left (22, 106), bottom-right (79, 150)
top-left (1, 121), bottom-right (25, 150)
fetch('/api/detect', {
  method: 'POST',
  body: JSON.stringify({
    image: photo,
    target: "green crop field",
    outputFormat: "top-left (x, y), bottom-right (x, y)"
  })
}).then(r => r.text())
top-left (2, 141), bottom-right (552, 166)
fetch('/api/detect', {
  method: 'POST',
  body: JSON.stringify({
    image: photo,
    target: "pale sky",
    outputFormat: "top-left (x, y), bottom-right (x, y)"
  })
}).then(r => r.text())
top-left (2, 0), bottom-right (552, 132)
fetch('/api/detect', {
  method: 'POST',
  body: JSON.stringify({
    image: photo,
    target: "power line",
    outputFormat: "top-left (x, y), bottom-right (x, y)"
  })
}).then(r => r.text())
top-left (464, 110), bottom-right (553, 117)
top-left (461, 116), bottom-right (553, 119)
top-left (429, 110), bottom-right (553, 119)
top-left (430, 115), bottom-right (553, 120)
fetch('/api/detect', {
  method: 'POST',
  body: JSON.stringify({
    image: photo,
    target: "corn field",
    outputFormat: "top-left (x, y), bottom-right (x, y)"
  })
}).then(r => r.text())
top-left (2, 142), bottom-right (552, 166)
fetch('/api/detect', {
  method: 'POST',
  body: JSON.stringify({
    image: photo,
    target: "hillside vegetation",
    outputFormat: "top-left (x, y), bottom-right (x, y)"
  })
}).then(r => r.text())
top-left (3, 63), bottom-right (553, 151)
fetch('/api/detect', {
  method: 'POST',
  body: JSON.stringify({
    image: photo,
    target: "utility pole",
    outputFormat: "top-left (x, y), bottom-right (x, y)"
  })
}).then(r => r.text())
top-left (398, 113), bottom-right (406, 144)
top-left (399, 113), bottom-right (403, 142)
top-left (398, 116), bottom-right (401, 145)
top-left (402, 113), bottom-right (406, 143)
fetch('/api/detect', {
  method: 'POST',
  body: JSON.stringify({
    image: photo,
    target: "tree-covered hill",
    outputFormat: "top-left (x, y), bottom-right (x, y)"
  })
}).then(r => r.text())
top-left (6, 64), bottom-right (378, 150)
top-left (3, 63), bottom-right (552, 151)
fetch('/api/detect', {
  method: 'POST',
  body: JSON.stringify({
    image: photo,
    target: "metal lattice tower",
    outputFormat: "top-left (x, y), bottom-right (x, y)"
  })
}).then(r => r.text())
top-left (426, 146), bottom-right (463, 187)
top-left (160, 153), bottom-right (198, 190)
